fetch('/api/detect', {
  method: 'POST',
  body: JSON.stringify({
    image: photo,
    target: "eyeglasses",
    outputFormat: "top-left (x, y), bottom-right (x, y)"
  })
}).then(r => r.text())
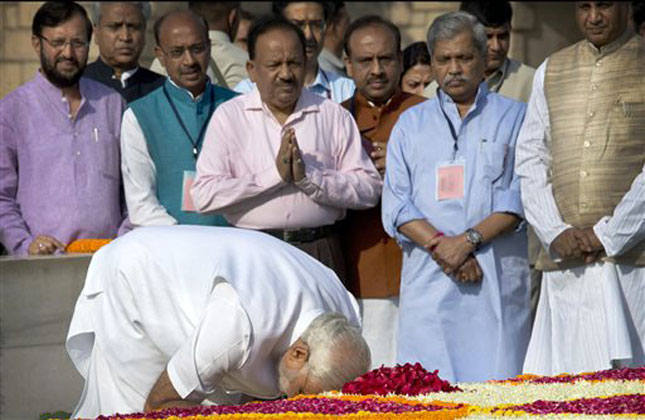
top-left (160, 41), bottom-right (211, 60)
top-left (38, 35), bottom-right (89, 51)
top-left (290, 19), bottom-right (326, 34)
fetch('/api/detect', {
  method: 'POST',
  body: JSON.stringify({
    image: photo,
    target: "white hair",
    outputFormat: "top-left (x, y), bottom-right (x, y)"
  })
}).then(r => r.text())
top-left (426, 11), bottom-right (487, 58)
top-left (299, 313), bottom-right (371, 391)
top-left (91, 2), bottom-right (152, 26)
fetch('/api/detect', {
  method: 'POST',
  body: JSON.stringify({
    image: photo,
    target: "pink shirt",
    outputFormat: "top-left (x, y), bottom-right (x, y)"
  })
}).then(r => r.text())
top-left (192, 87), bottom-right (382, 229)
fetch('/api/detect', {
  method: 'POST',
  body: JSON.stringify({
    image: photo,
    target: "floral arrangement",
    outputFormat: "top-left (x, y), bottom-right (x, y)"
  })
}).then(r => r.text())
top-left (91, 366), bottom-right (645, 420)
top-left (342, 363), bottom-right (461, 396)
top-left (65, 239), bottom-right (112, 254)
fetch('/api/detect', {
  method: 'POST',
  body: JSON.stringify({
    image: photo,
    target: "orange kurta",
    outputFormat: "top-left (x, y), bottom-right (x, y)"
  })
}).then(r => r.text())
top-left (341, 90), bottom-right (426, 298)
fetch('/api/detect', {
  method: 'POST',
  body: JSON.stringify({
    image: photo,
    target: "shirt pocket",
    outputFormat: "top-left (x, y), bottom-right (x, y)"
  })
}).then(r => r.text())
top-left (479, 141), bottom-right (507, 184)
top-left (615, 93), bottom-right (645, 119)
top-left (85, 123), bottom-right (120, 184)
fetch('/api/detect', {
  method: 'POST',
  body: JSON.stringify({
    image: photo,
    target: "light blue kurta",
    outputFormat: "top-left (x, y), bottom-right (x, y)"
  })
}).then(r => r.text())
top-left (382, 83), bottom-right (531, 383)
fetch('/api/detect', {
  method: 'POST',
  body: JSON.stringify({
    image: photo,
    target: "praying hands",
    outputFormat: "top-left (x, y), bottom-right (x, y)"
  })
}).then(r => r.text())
top-left (276, 128), bottom-right (306, 183)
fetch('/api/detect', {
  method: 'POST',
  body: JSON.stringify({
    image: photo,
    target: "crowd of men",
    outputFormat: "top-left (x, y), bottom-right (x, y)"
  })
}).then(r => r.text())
top-left (0, 0), bottom-right (644, 417)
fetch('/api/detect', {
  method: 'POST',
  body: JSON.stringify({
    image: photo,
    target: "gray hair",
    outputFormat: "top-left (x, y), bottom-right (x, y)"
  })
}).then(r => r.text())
top-left (426, 11), bottom-right (487, 58)
top-left (91, 2), bottom-right (152, 26)
top-left (300, 313), bottom-right (371, 391)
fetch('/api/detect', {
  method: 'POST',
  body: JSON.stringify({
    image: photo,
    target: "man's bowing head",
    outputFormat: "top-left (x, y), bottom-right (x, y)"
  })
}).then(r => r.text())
top-left (277, 313), bottom-right (371, 396)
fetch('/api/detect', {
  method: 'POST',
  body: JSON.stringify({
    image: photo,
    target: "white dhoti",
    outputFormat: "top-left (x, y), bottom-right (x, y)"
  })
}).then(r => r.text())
top-left (523, 262), bottom-right (645, 375)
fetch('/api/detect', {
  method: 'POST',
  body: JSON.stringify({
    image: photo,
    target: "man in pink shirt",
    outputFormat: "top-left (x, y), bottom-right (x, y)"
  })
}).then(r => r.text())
top-left (192, 16), bottom-right (382, 281)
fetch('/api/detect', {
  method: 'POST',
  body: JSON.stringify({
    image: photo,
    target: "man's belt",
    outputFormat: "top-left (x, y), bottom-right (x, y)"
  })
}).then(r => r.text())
top-left (262, 224), bottom-right (336, 244)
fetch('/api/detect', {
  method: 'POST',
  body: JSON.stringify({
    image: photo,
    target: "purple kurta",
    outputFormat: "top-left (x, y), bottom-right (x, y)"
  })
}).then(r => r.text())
top-left (0, 72), bottom-right (126, 255)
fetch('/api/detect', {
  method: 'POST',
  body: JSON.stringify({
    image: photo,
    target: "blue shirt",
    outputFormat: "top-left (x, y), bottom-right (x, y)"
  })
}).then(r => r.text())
top-left (233, 68), bottom-right (355, 104)
top-left (382, 83), bottom-right (531, 383)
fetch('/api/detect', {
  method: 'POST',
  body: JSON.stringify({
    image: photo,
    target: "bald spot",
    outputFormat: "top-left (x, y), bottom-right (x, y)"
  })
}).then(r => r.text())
top-left (156, 10), bottom-right (208, 48)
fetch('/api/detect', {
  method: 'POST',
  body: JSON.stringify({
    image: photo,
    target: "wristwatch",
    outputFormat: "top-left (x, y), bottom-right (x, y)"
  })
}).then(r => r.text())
top-left (465, 228), bottom-right (484, 250)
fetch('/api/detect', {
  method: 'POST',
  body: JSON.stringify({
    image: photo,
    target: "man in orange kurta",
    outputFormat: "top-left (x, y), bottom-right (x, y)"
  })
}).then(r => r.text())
top-left (340, 15), bottom-right (425, 366)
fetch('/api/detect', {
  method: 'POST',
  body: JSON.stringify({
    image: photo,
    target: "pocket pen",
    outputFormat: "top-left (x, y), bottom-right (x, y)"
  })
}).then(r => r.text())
top-left (93, 128), bottom-right (99, 142)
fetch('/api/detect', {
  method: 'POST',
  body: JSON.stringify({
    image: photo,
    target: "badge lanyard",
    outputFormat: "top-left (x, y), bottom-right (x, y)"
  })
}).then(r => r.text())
top-left (163, 85), bottom-right (215, 160)
top-left (437, 88), bottom-right (459, 160)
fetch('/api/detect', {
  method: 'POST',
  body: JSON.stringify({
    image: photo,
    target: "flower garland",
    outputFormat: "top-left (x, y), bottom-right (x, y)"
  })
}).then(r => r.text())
top-left (65, 239), bottom-right (112, 253)
top-left (90, 366), bottom-right (645, 420)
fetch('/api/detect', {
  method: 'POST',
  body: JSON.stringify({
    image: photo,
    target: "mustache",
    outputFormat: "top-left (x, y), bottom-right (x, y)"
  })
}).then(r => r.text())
top-left (305, 40), bottom-right (318, 49)
top-left (443, 74), bottom-right (469, 85)
top-left (55, 57), bottom-right (79, 66)
top-left (179, 64), bottom-right (202, 74)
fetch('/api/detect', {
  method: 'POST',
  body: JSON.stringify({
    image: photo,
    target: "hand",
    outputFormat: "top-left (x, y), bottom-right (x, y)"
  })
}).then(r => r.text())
top-left (578, 227), bottom-right (604, 264)
top-left (28, 234), bottom-right (65, 255)
top-left (550, 228), bottom-right (584, 259)
top-left (290, 131), bottom-right (306, 183)
top-left (370, 142), bottom-right (387, 176)
top-left (455, 255), bottom-right (483, 283)
top-left (276, 129), bottom-right (294, 182)
top-left (426, 234), bottom-right (474, 275)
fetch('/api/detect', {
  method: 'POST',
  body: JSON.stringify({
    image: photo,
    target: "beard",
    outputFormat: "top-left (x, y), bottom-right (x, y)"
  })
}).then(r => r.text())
top-left (40, 47), bottom-right (86, 88)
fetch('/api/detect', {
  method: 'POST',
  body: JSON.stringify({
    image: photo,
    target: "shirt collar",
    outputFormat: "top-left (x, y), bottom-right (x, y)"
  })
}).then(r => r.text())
top-left (485, 57), bottom-right (510, 93)
top-left (243, 86), bottom-right (320, 118)
top-left (354, 88), bottom-right (398, 109)
top-left (209, 29), bottom-right (231, 43)
top-left (309, 67), bottom-right (331, 91)
top-left (438, 81), bottom-right (489, 117)
top-left (585, 28), bottom-right (633, 58)
top-left (96, 57), bottom-right (139, 88)
top-left (166, 76), bottom-right (209, 102)
top-left (34, 70), bottom-right (87, 105)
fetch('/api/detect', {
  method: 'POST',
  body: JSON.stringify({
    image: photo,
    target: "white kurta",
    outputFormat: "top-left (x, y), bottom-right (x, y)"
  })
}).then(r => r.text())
top-left (66, 226), bottom-right (361, 418)
top-left (515, 60), bottom-right (645, 376)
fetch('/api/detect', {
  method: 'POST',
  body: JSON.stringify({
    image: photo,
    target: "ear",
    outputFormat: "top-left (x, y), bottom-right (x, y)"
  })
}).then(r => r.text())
top-left (344, 55), bottom-right (353, 78)
top-left (284, 339), bottom-right (310, 370)
top-left (154, 45), bottom-right (165, 69)
top-left (31, 35), bottom-right (41, 55)
top-left (246, 60), bottom-right (256, 83)
top-left (228, 9), bottom-right (238, 32)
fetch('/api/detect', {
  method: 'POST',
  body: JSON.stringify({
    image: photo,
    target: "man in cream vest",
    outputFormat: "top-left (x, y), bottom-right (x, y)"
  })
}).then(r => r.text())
top-left (66, 226), bottom-right (369, 418)
top-left (516, 2), bottom-right (645, 376)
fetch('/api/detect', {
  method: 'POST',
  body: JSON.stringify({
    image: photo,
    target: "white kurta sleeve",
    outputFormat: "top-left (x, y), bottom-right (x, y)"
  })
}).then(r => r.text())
top-left (593, 164), bottom-right (645, 257)
top-left (166, 282), bottom-right (251, 400)
top-left (514, 59), bottom-right (573, 257)
top-left (120, 109), bottom-right (178, 227)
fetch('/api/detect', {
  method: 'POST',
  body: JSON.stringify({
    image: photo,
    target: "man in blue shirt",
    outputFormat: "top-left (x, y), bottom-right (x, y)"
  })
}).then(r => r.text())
top-left (382, 11), bottom-right (530, 383)
top-left (233, 1), bottom-right (354, 103)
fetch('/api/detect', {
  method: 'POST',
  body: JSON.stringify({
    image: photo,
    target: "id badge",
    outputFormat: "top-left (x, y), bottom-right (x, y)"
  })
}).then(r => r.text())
top-left (181, 170), bottom-right (197, 212)
top-left (436, 160), bottom-right (465, 201)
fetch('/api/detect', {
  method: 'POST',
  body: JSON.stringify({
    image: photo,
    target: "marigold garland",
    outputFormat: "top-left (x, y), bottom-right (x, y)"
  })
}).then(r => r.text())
top-left (65, 239), bottom-right (112, 253)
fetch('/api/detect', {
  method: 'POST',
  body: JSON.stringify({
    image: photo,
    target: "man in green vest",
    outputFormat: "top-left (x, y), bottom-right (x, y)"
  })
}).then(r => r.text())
top-left (120, 10), bottom-right (238, 227)
top-left (516, 2), bottom-right (644, 376)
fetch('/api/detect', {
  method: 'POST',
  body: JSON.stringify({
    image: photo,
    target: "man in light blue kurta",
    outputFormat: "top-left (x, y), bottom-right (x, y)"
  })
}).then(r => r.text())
top-left (382, 12), bottom-right (530, 383)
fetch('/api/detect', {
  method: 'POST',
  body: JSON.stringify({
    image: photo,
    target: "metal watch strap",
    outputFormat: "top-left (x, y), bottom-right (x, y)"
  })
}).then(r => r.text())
top-left (465, 228), bottom-right (483, 249)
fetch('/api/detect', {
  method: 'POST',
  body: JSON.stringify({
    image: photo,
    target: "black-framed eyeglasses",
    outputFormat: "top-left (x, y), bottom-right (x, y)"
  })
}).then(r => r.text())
top-left (160, 41), bottom-right (211, 60)
top-left (290, 19), bottom-right (326, 34)
top-left (38, 35), bottom-right (89, 51)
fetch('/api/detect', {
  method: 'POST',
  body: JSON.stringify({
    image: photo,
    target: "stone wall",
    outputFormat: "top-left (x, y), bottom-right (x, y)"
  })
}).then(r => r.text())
top-left (0, 2), bottom-right (585, 98)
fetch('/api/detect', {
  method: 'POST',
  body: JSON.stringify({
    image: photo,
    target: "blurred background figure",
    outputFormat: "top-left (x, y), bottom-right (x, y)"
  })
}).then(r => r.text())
top-left (85, 2), bottom-right (164, 103)
top-left (232, 8), bottom-right (255, 51)
top-left (400, 41), bottom-right (432, 96)
top-left (633, 1), bottom-right (645, 36)
top-left (319, 1), bottom-right (351, 76)
top-left (150, 2), bottom-right (249, 89)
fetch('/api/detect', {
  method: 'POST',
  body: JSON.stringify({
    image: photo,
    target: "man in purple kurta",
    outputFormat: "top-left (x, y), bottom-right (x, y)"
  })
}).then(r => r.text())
top-left (0, 2), bottom-right (126, 256)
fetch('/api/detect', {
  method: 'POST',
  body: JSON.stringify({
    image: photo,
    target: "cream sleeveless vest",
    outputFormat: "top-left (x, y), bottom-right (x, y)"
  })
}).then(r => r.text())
top-left (537, 32), bottom-right (645, 271)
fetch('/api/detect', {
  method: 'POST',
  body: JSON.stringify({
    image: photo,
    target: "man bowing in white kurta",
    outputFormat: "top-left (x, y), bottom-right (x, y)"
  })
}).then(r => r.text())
top-left (66, 226), bottom-right (370, 418)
